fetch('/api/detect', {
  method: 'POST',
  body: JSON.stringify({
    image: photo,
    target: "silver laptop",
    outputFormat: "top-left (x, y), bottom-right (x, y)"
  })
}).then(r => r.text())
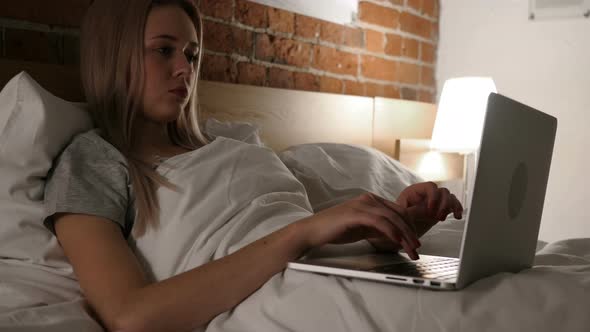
top-left (287, 93), bottom-right (557, 290)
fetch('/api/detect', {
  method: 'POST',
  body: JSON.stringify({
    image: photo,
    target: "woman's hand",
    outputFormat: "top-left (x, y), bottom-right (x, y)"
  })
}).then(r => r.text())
top-left (366, 182), bottom-right (463, 253)
top-left (396, 182), bottom-right (463, 234)
top-left (295, 192), bottom-right (422, 259)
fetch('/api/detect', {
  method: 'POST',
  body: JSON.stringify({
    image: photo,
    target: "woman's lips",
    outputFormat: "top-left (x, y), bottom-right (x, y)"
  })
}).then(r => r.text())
top-left (169, 89), bottom-right (188, 98)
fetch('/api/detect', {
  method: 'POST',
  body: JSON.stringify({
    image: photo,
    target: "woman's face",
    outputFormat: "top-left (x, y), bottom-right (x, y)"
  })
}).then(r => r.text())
top-left (141, 5), bottom-right (199, 124)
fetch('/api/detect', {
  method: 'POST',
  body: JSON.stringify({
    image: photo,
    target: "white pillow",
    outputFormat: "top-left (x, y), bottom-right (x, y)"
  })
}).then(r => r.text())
top-left (278, 143), bottom-right (424, 212)
top-left (0, 72), bottom-right (93, 272)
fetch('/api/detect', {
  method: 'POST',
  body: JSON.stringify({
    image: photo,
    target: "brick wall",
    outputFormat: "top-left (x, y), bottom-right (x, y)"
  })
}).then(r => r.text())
top-left (0, 0), bottom-right (439, 102)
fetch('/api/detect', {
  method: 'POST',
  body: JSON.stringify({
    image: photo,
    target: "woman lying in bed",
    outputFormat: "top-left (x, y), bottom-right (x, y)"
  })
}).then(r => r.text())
top-left (43, 1), bottom-right (463, 331)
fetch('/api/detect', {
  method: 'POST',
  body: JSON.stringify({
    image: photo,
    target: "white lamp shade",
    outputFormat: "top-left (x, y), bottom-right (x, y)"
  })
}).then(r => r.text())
top-left (430, 77), bottom-right (497, 153)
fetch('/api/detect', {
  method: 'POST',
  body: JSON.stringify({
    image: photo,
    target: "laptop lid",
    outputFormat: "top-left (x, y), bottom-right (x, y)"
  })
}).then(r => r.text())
top-left (456, 93), bottom-right (557, 288)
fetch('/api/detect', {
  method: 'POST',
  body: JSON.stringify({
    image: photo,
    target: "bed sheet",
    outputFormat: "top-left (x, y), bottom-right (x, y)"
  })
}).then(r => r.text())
top-left (202, 220), bottom-right (590, 332)
top-left (0, 260), bottom-right (102, 331)
top-left (2, 220), bottom-right (588, 332)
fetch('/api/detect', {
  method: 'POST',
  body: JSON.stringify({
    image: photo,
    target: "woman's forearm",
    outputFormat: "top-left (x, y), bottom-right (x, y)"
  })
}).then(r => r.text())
top-left (115, 221), bottom-right (310, 332)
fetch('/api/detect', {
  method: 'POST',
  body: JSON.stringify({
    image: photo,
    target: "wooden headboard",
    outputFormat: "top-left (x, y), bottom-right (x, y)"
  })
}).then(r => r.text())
top-left (0, 59), bottom-right (437, 158)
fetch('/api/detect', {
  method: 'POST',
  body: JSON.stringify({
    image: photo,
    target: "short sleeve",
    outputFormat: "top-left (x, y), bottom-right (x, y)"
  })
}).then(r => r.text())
top-left (43, 133), bottom-right (132, 237)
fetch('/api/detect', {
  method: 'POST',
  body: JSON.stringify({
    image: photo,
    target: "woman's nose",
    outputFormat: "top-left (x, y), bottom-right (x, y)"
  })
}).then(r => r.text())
top-left (173, 54), bottom-right (194, 78)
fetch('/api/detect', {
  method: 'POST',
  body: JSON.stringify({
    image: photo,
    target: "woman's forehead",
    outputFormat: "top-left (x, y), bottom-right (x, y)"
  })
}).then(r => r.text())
top-left (145, 5), bottom-right (198, 42)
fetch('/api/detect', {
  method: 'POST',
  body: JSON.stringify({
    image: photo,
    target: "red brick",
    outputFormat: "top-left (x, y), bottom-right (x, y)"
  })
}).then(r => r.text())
top-left (255, 35), bottom-right (311, 67)
top-left (365, 29), bottom-right (384, 53)
top-left (295, 14), bottom-right (321, 39)
top-left (344, 80), bottom-right (365, 96)
top-left (201, 54), bottom-right (234, 82)
top-left (417, 90), bottom-right (435, 103)
top-left (232, 27), bottom-right (253, 56)
top-left (400, 12), bottom-right (432, 39)
top-left (236, 0), bottom-right (268, 28)
top-left (386, 0), bottom-right (404, 5)
top-left (384, 33), bottom-right (402, 56)
top-left (313, 45), bottom-right (358, 76)
top-left (361, 55), bottom-right (397, 81)
top-left (203, 20), bottom-right (232, 53)
top-left (401, 87), bottom-right (418, 101)
top-left (358, 2), bottom-right (400, 29)
top-left (421, 65), bottom-right (435, 86)
top-left (421, 42), bottom-right (435, 63)
top-left (407, 0), bottom-right (422, 12)
top-left (365, 83), bottom-right (400, 98)
top-left (319, 21), bottom-right (362, 48)
top-left (255, 34), bottom-right (274, 61)
top-left (320, 21), bottom-right (343, 44)
top-left (4, 28), bottom-right (60, 64)
top-left (294, 72), bottom-right (320, 92)
top-left (398, 62), bottom-right (420, 84)
top-left (268, 67), bottom-right (295, 89)
top-left (237, 62), bottom-right (266, 86)
top-left (423, 0), bottom-right (439, 18)
top-left (268, 7), bottom-right (294, 34)
top-left (402, 38), bottom-right (419, 59)
top-left (319, 76), bottom-right (343, 94)
top-left (276, 39), bottom-right (311, 67)
top-left (342, 27), bottom-right (364, 48)
top-left (202, 21), bottom-right (252, 56)
top-left (0, 0), bottom-right (91, 27)
top-left (406, 0), bottom-right (439, 18)
top-left (199, 0), bottom-right (233, 20)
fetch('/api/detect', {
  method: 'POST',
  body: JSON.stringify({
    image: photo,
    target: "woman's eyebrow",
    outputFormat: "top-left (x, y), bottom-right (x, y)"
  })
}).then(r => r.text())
top-left (149, 34), bottom-right (198, 47)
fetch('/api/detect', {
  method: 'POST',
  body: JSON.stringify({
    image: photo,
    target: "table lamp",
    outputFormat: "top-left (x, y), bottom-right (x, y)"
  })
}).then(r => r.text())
top-left (430, 77), bottom-right (497, 213)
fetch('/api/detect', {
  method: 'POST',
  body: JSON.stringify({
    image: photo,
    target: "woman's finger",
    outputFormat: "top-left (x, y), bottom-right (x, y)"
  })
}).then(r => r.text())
top-left (436, 188), bottom-right (451, 220)
top-left (367, 193), bottom-right (411, 222)
top-left (406, 182), bottom-right (439, 212)
top-left (373, 220), bottom-right (419, 260)
top-left (366, 193), bottom-right (420, 246)
top-left (451, 194), bottom-right (463, 219)
top-left (353, 200), bottom-right (420, 250)
top-left (362, 215), bottom-right (418, 259)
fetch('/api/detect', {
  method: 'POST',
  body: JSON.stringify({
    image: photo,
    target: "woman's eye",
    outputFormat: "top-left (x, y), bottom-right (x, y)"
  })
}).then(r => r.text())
top-left (154, 46), bottom-right (197, 63)
top-left (156, 47), bottom-right (173, 56)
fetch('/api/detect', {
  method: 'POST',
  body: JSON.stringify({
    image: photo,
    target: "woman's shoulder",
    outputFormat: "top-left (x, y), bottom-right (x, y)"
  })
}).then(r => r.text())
top-left (64, 128), bottom-right (127, 166)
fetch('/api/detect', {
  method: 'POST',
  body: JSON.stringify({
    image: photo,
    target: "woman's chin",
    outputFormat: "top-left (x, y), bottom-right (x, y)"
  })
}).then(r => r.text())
top-left (149, 109), bottom-right (183, 123)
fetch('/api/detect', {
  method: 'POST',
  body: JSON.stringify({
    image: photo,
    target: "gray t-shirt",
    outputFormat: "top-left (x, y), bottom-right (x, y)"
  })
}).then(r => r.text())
top-left (43, 129), bottom-right (135, 239)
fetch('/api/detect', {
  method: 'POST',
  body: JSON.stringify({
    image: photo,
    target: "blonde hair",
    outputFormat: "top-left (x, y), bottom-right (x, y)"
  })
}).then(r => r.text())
top-left (80, 0), bottom-right (211, 237)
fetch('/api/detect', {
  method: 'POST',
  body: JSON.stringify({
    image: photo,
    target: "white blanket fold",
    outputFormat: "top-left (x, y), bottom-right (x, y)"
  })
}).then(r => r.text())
top-left (130, 137), bottom-right (314, 281)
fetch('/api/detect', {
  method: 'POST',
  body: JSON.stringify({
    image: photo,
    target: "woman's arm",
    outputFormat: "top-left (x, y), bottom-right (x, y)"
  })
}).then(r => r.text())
top-left (54, 213), bottom-right (307, 332)
top-left (55, 192), bottom-right (421, 332)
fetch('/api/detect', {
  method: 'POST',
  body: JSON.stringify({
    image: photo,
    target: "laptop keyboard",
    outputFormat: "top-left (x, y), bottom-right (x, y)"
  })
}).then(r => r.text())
top-left (370, 257), bottom-right (459, 281)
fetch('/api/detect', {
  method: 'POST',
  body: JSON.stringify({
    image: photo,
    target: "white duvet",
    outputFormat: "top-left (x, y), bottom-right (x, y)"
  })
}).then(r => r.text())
top-left (130, 136), bottom-right (314, 281)
top-left (205, 224), bottom-right (590, 332)
top-left (1, 137), bottom-right (590, 332)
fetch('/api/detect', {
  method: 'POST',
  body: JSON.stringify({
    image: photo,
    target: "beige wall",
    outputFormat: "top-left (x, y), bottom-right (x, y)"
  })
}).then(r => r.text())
top-left (437, 0), bottom-right (590, 242)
